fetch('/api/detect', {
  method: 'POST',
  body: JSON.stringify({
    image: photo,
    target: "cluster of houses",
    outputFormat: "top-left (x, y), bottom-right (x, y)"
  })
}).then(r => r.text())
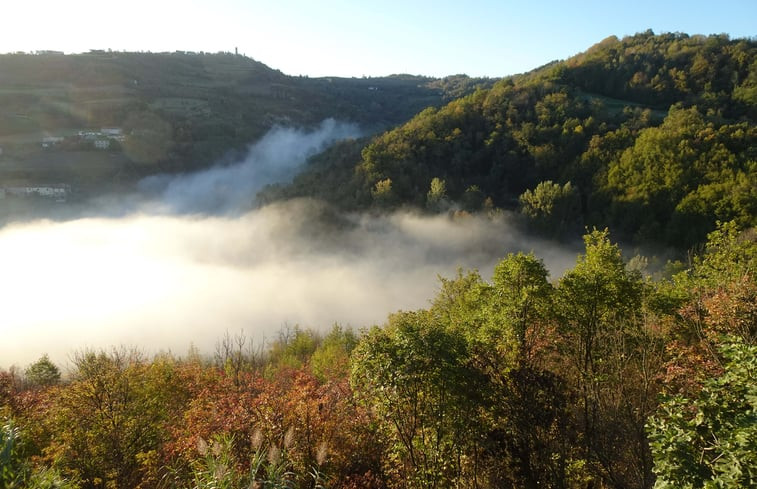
top-left (0, 129), bottom-right (120, 203)
top-left (0, 183), bottom-right (71, 202)
top-left (40, 136), bottom-right (64, 148)
top-left (41, 127), bottom-right (124, 150)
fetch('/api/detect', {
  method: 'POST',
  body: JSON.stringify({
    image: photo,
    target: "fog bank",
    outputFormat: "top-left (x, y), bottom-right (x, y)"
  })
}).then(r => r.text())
top-left (0, 120), bottom-right (581, 369)
top-left (0, 203), bottom-right (580, 369)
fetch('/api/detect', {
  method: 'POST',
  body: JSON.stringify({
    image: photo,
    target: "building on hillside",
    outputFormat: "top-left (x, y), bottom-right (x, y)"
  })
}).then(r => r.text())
top-left (94, 139), bottom-right (111, 149)
top-left (101, 128), bottom-right (124, 140)
top-left (1, 184), bottom-right (71, 202)
top-left (41, 136), bottom-right (64, 148)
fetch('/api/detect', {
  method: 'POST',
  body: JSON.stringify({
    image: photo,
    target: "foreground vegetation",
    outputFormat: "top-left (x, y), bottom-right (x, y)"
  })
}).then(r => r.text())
top-left (2, 222), bottom-right (754, 489)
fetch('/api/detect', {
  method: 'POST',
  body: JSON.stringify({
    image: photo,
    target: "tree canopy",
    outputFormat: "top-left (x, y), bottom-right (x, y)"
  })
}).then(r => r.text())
top-left (268, 32), bottom-right (756, 248)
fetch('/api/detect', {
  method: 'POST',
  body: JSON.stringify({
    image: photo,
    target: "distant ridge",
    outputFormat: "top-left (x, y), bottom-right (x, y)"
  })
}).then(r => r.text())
top-left (0, 50), bottom-right (494, 189)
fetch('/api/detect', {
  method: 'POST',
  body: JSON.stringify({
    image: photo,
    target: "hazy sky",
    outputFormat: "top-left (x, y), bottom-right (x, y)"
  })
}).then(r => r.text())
top-left (2, 0), bottom-right (755, 78)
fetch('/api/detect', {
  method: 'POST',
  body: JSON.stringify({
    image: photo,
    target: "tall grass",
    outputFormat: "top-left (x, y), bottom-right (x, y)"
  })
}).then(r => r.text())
top-left (179, 432), bottom-right (328, 489)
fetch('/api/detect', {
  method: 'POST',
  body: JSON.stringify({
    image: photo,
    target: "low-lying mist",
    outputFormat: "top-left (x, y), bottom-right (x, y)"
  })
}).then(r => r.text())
top-left (0, 121), bottom-right (581, 369)
top-left (139, 118), bottom-right (362, 214)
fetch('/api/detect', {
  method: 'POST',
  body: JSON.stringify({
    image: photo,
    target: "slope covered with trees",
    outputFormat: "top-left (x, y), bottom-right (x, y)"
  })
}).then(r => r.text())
top-left (267, 32), bottom-right (756, 248)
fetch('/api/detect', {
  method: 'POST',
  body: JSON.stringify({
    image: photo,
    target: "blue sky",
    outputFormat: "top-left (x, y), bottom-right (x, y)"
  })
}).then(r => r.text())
top-left (2, 0), bottom-right (755, 77)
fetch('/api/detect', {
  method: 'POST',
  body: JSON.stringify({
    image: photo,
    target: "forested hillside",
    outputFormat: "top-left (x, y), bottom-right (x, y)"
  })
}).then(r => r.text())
top-left (2, 222), bottom-right (755, 488)
top-left (266, 32), bottom-right (756, 248)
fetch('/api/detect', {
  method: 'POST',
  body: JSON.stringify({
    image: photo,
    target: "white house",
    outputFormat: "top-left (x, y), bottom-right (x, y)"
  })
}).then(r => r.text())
top-left (101, 127), bottom-right (123, 136)
top-left (101, 128), bottom-right (125, 141)
top-left (94, 139), bottom-right (111, 149)
top-left (41, 136), bottom-right (64, 148)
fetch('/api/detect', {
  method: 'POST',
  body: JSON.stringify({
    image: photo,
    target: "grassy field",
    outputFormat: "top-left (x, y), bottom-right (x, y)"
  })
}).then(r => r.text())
top-left (0, 150), bottom-right (130, 189)
top-left (577, 90), bottom-right (668, 118)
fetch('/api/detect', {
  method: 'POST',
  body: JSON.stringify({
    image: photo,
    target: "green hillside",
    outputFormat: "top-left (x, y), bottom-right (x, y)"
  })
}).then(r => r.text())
top-left (268, 31), bottom-right (756, 248)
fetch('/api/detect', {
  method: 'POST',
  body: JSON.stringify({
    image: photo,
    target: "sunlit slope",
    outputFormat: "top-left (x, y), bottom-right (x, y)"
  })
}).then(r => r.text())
top-left (269, 32), bottom-right (756, 247)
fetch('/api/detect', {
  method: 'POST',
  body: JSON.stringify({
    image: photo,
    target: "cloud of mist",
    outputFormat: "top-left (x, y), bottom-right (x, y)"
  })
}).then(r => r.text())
top-left (0, 120), bottom-right (582, 370)
top-left (0, 203), bottom-right (581, 369)
top-left (139, 118), bottom-right (361, 214)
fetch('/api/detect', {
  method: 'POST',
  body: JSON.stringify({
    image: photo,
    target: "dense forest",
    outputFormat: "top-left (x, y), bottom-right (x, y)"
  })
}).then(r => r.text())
top-left (1, 31), bottom-right (756, 489)
top-left (263, 31), bottom-right (756, 249)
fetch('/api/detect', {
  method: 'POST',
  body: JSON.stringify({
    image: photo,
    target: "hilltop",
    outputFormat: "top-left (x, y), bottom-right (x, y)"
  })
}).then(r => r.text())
top-left (0, 50), bottom-right (493, 193)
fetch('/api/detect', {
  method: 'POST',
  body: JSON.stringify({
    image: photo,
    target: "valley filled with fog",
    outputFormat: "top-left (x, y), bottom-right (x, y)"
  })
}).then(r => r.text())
top-left (3, 28), bottom-right (755, 489)
top-left (0, 121), bottom-right (579, 368)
